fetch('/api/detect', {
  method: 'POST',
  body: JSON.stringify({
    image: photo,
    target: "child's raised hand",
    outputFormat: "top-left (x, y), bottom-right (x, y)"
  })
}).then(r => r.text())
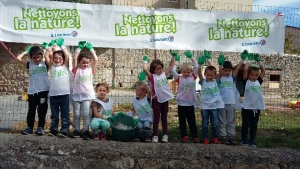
top-left (169, 49), bottom-right (176, 57)
top-left (78, 41), bottom-right (87, 49)
top-left (169, 49), bottom-right (180, 61)
top-left (42, 42), bottom-right (48, 49)
top-left (254, 54), bottom-right (261, 62)
top-left (218, 53), bottom-right (226, 65)
top-left (142, 55), bottom-right (150, 63)
top-left (85, 42), bottom-right (94, 51)
top-left (55, 38), bottom-right (64, 47)
top-left (204, 50), bottom-right (211, 59)
top-left (184, 51), bottom-right (193, 58)
top-left (248, 53), bottom-right (254, 62)
top-left (23, 46), bottom-right (32, 55)
top-left (48, 39), bottom-right (56, 47)
top-left (138, 71), bottom-right (147, 82)
top-left (240, 50), bottom-right (249, 61)
top-left (198, 55), bottom-right (206, 65)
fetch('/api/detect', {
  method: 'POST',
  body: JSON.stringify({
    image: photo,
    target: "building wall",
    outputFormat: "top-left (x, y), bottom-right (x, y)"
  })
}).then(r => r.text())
top-left (285, 26), bottom-right (300, 49)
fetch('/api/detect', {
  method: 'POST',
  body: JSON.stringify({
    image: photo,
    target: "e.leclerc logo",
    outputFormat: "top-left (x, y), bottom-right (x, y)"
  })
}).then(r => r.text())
top-left (51, 31), bottom-right (78, 38)
top-left (242, 39), bottom-right (266, 46)
top-left (150, 36), bottom-right (174, 42)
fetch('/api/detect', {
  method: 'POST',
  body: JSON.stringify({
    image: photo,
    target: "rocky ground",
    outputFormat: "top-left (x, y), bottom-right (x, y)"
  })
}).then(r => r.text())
top-left (0, 133), bottom-right (299, 169)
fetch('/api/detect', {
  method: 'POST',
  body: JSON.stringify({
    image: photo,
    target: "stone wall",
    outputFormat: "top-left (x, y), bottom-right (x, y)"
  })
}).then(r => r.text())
top-left (1, 42), bottom-right (300, 97)
top-left (0, 133), bottom-right (299, 169)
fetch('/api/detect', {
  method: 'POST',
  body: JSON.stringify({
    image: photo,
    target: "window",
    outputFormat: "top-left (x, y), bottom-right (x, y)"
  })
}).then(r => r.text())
top-left (270, 75), bottom-right (280, 81)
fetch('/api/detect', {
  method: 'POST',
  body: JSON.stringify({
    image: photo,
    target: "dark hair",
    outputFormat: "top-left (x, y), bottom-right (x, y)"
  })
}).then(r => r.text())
top-left (223, 61), bottom-right (233, 69)
top-left (150, 60), bottom-right (164, 74)
top-left (53, 50), bottom-right (66, 63)
top-left (77, 53), bottom-right (91, 63)
top-left (29, 46), bottom-right (43, 58)
top-left (204, 65), bottom-right (217, 74)
top-left (247, 66), bottom-right (259, 75)
top-left (95, 82), bottom-right (110, 93)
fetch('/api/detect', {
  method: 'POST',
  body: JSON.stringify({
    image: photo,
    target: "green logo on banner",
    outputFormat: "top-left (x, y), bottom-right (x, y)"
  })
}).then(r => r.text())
top-left (115, 14), bottom-right (177, 36)
top-left (14, 8), bottom-right (81, 30)
top-left (208, 18), bottom-right (270, 40)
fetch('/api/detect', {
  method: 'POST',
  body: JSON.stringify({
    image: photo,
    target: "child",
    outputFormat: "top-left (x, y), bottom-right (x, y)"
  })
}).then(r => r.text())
top-left (142, 54), bottom-right (175, 143)
top-left (217, 51), bottom-right (245, 145)
top-left (71, 41), bottom-right (98, 140)
top-left (241, 53), bottom-right (265, 147)
top-left (16, 45), bottom-right (50, 135)
top-left (170, 51), bottom-right (199, 143)
top-left (132, 81), bottom-right (152, 142)
top-left (198, 51), bottom-right (224, 144)
top-left (44, 38), bottom-right (71, 137)
top-left (90, 82), bottom-right (113, 140)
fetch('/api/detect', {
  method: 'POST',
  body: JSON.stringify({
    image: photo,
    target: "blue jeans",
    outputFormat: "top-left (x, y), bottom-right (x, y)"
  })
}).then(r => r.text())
top-left (201, 109), bottom-right (219, 139)
top-left (50, 94), bottom-right (70, 133)
top-left (135, 120), bottom-right (152, 138)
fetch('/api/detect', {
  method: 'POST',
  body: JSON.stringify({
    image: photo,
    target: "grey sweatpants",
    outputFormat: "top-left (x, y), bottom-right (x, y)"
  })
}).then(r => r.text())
top-left (73, 100), bottom-right (91, 131)
top-left (218, 104), bottom-right (236, 138)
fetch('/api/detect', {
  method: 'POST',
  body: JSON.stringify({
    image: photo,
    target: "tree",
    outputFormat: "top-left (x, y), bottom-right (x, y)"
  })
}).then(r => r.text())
top-left (284, 32), bottom-right (294, 54)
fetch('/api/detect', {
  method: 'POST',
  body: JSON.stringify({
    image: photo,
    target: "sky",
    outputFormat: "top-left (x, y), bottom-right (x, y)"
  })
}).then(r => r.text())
top-left (253, 0), bottom-right (300, 27)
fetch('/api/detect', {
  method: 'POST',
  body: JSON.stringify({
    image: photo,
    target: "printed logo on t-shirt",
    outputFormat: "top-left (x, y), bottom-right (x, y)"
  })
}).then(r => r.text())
top-left (136, 103), bottom-right (151, 115)
top-left (52, 69), bottom-right (68, 77)
top-left (30, 66), bottom-right (47, 76)
top-left (156, 78), bottom-right (168, 88)
top-left (76, 74), bottom-right (92, 84)
top-left (182, 83), bottom-right (195, 90)
top-left (246, 86), bottom-right (262, 93)
top-left (202, 86), bottom-right (219, 95)
top-left (102, 110), bottom-right (112, 116)
top-left (220, 81), bottom-right (233, 88)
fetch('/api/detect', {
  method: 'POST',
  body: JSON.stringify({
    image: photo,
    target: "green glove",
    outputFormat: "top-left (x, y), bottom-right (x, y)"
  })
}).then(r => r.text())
top-left (204, 50), bottom-right (211, 59)
top-left (85, 42), bottom-right (93, 50)
top-left (138, 71), bottom-right (147, 82)
top-left (142, 55), bottom-right (150, 63)
top-left (218, 53), bottom-right (226, 65)
top-left (24, 46), bottom-right (32, 54)
top-left (133, 115), bottom-right (139, 126)
top-left (48, 39), bottom-right (56, 47)
top-left (169, 49), bottom-right (177, 57)
top-left (55, 38), bottom-right (64, 47)
top-left (184, 51), bottom-right (193, 58)
top-left (174, 53), bottom-right (180, 62)
top-left (240, 50), bottom-right (249, 61)
top-left (78, 41), bottom-right (87, 49)
top-left (248, 53), bottom-right (254, 62)
top-left (198, 55), bottom-right (206, 65)
top-left (42, 42), bottom-right (48, 49)
top-left (106, 115), bottom-right (115, 123)
top-left (254, 54), bottom-right (261, 62)
top-left (116, 112), bottom-right (126, 116)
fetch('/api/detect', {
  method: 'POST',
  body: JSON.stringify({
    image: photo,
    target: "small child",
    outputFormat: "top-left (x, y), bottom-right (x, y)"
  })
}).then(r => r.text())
top-left (170, 51), bottom-right (199, 143)
top-left (217, 51), bottom-right (245, 145)
top-left (142, 54), bottom-right (175, 143)
top-left (17, 45), bottom-right (50, 135)
top-left (44, 38), bottom-right (72, 138)
top-left (71, 41), bottom-right (98, 140)
top-left (241, 53), bottom-right (265, 147)
top-left (90, 82), bottom-right (113, 140)
top-left (198, 51), bottom-right (224, 144)
top-left (132, 82), bottom-right (152, 142)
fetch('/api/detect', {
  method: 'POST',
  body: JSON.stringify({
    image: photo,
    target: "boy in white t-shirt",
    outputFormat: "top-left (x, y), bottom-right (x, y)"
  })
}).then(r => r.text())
top-left (198, 51), bottom-right (224, 144)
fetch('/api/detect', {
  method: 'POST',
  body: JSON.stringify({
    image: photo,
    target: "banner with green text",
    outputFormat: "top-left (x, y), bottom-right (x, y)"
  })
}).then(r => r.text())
top-left (0, 0), bottom-right (284, 54)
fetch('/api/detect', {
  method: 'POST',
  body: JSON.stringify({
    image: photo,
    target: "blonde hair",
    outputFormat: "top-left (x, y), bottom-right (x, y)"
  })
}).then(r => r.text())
top-left (180, 63), bottom-right (193, 72)
top-left (136, 82), bottom-right (147, 92)
top-left (95, 82), bottom-right (110, 93)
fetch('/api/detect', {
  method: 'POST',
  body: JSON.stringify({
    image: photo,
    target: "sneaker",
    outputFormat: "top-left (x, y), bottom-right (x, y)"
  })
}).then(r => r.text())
top-left (35, 127), bottom-right (45, 135)
top-left (94, 134), bottom-right (100, 140)
top-left (58, 132), bottom-right (68, 138)
top-left (152, 136), bottom-right (158, 143)
top-left (212, 138), bottom-right (221, 144)
top-left (229, 138), bottom-right (237, 145)
top-left (193, 138), bottom-right (200, 143)
top-left (134, 137), bottom-right (140, 142)
top-left (48, 130), bottom-right (57, 136)
top-left (220, 137), bottom-right (230, 145)
top-left (162, 135), bottom-right (168, 143)
top-left (202, 138), bottom-right (209, 144)
top-left (240, 140), bottom-right (249, 146)
top-left (181, 136), bottom-right (189, 143)
top-left (71, 130), bottom-right (80, 138)
top-left (249, 141), bottom-right (256, 147)
top-left (21, 127), bottom-right (33, 135)
top-left (145, 137), bottom-right (152, 142)
top-left (82, 130), bottom-right (90, 140)
top-left (99, 132), bottom-right (106, 140)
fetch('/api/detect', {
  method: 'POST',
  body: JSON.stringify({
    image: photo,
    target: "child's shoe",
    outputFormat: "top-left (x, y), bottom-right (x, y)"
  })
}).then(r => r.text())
top-left (152, 136), bottom-right (158, 143)
top-left (202, 138), bottom-right (209, 144)
top-left (93, 134), bottom-right (100, 140)
top-left (35, 127), bottom-right (45, 135)
top-left (240, 140), bottom-right (249, 146)
top-left (193, 138), bottom-right (200, 143)
top-left (21, 127), bottom-right (33, 135)
top-left (220, 137), bottom-right (230, 145)
top-left (249, 140), bottom-right (256, 147)
top-left (145, 137), bottom-right (152, 142)
top-left (71, 130), bottom-right (80, 138)
top-left (82, 130), bottom-right (90, 140)
top-left (181, 136), bottom-right (189, 143)
top-left (134, 137), bottom-right (140, 142)
top-left (48, 130), bottom-right (58, 137)
top-left (162, 135), bottom-right (168, 143)
top-left (212, 138), bottom-right (221, 144)
top-left (229, 138), bottom-right (237, 145)
top-left (58, 132), bottom-right (68, 138)
top-left (99, 132), bottom-right (106, 140)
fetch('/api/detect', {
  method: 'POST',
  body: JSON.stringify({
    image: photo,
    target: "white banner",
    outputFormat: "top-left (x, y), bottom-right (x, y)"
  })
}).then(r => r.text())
top-left (0, 0), bottom-right (284, 54)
